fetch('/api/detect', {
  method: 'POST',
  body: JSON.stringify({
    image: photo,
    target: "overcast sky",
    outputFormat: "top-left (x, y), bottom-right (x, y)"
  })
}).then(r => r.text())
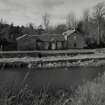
top-left (0, 0), bottom-right (104, 26)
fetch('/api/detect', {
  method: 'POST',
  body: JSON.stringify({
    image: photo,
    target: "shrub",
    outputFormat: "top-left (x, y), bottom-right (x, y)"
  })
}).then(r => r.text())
top-left (71, 72), bottom-right (105, 105)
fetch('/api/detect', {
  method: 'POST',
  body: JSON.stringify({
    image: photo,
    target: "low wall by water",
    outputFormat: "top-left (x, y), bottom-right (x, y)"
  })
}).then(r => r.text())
top-left (0, 54), bottom-right (105, 69)
top-left (0, 49), bottom-right (95, 58)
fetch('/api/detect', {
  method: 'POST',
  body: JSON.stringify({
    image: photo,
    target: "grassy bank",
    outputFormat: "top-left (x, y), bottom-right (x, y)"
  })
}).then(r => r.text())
top-left (70, 72), bottom-right (105, 105)
top-left (0, 71), bottom-right (105, 105)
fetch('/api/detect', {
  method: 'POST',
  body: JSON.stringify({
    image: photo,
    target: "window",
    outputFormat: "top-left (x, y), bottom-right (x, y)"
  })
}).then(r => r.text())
top-left (74, 36), bottom-right (77, 48)
top-left (74, 42), bottom-right (76, 48)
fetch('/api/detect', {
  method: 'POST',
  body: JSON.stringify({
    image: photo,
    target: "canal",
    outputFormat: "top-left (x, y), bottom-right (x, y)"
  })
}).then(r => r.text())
top-left (0, 66), bottom-right (104, 91)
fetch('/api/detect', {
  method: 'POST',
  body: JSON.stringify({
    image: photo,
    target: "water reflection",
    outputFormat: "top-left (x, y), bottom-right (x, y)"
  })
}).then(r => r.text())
top-left (0, 67), bottom-right (104, 90)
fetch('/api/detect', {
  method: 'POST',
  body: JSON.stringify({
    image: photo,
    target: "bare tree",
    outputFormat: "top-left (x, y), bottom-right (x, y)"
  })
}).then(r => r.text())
top-left (83, 9), bottom-right (90, 22)
top-left (82, 9), bottom-right (90, 35)
top-left (93, 2), bottom-right (105, 45)
top-left (42, 13), bottom-right (50, 32)
top-left (66, 12), bottom-right (77, 29)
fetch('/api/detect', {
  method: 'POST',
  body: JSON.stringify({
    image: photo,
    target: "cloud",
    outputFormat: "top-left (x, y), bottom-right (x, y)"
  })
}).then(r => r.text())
top-left (0, 0), bottom-right (104, 26)
top-left (41, 0), bottom-right (65, 10)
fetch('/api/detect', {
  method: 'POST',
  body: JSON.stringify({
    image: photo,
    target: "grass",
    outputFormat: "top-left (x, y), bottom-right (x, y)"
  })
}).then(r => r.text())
top-left (70, 72), bottom-right (105, 105)
top-left (0, 71), bottom-right (105, 105)
top-left (0, 84), bottom-right (72, 105)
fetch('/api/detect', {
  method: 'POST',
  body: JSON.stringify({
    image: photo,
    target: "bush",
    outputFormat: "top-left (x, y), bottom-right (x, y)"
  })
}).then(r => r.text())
top-left (71, 72), bottom-right (105, 105)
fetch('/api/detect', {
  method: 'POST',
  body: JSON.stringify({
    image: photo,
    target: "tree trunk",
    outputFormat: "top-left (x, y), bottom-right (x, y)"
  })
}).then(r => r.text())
top-left (97, 21), bottom-right (101, 45)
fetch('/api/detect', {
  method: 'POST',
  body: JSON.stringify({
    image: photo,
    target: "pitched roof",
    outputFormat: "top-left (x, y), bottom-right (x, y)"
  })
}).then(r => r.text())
top-left (16, 34), bottom-right (29, 40)
top-left (16, 34), bottom-right (65, 42)
top-left (62, 29), bottom-right (76, 37)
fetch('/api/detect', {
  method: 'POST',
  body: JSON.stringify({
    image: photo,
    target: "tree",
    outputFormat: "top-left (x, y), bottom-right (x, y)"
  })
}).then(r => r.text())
top-left (42, 13), bottom-right (50, 32)
top-left (66, 12), bottom-right (77, 29)
top-left (55, 24), bottom-right (67, 34)
top-left (37, 25), bottom-right (45, 35)
top-left (92, 2), bottom-right (105, 45)
top-left (76, 21), bottom-right (84, 33)
top-left (82, 9), bottom-right (90, 35)
top-left (28, 23), bottom-right (34, 30)
top-left (83, 9), bottom-right (90, 22)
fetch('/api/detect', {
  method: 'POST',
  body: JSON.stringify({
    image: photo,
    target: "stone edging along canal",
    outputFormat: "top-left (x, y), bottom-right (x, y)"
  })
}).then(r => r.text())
top-left (0, 53), bottom-right (105, 69)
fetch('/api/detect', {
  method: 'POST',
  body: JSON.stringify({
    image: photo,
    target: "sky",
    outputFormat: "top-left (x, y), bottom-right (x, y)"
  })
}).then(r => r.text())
top-left (0, 0), bottom-right (104, 26)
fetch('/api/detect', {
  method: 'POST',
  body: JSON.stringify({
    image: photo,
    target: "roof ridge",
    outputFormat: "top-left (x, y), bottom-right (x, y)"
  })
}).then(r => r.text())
top-left (16, 34), bottom-right (29, 40)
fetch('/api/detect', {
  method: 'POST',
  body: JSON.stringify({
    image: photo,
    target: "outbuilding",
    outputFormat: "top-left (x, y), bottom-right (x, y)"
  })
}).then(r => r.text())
top-left (63, 29), bottom-right (86, 49)
top-left (16, 34), bottom-right (65, 50)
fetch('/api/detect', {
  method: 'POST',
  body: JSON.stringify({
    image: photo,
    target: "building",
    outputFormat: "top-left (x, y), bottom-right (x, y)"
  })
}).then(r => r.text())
top-left (63, 29), bottom-right (86, 49)
top-left (16, 34), bottom-right (65, 50)
top-left (16, 29), bottom-right (86, 51)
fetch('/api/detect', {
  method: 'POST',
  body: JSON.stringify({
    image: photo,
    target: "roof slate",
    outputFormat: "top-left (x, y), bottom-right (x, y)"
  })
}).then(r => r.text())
top-left (17, 34), bottom-right (65, 42)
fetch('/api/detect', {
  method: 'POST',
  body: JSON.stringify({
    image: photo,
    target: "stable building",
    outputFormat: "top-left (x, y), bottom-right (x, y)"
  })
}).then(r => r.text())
top-left (63, 29), bottom-right (86, 49)
top-left (16, 34), bottom-right (65, 50)
top-left (16, 30), bottom-right (86, 51)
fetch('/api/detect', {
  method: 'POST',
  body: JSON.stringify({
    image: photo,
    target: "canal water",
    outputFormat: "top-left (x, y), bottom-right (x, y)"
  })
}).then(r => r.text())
top-left (0, 66), bottom-right (104, 91)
